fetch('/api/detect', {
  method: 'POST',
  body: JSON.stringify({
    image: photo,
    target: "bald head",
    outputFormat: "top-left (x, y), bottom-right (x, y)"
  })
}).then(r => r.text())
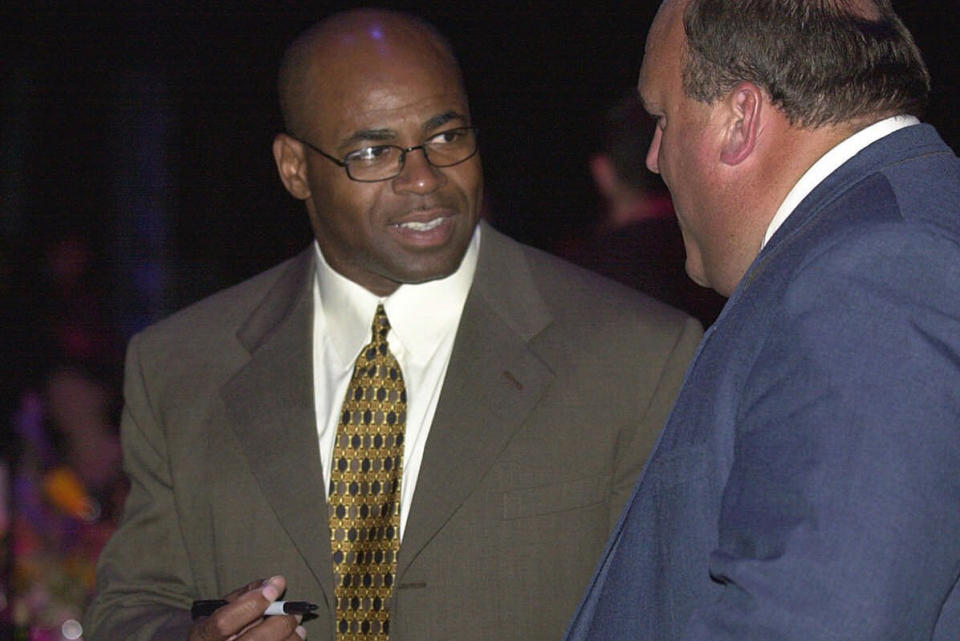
top-left (278, 9), bottom-right (465, 138)
top-left (270, 8), bottom-right (482, 296)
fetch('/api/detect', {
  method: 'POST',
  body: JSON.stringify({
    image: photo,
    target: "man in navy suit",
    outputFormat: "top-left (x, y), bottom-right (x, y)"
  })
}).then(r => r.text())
top-left (565, 0), bottom-right (960, 639)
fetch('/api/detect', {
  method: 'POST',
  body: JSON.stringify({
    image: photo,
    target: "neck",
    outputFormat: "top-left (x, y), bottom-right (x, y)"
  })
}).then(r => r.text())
top-left (711, 116), bottom-right (871, 296)
top-left (758, 116), bottom-right (872, 226)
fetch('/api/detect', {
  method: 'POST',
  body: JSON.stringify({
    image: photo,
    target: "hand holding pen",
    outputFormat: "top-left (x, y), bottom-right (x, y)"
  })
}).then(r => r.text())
top-left (187, 575), bottom-right (309, 641)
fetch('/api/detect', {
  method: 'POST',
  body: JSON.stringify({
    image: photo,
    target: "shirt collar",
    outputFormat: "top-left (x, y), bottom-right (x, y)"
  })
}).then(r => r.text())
top-left (314, 224), bottom-right (481, 368)
top-left (762, 115), bottom-right (920, 248)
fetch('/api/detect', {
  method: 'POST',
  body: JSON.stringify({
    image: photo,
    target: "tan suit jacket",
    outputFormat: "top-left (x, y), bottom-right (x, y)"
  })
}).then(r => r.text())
top-left (85, 222), bottom-right (702, 641)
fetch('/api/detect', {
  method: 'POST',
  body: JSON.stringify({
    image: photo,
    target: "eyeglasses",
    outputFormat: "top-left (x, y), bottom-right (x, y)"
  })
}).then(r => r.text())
top-left (289, 126), bottom-right (479, 182)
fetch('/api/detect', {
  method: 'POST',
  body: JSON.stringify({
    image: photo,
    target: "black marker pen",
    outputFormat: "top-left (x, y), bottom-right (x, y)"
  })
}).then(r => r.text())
top-left (191, 599), bottom-right (318, 620)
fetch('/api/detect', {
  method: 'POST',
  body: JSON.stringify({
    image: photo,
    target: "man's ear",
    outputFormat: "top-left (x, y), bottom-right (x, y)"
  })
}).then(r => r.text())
top-left (272, 133), bottom-right (311, 200)
top-left (720, 82), bottom-right (762, 166)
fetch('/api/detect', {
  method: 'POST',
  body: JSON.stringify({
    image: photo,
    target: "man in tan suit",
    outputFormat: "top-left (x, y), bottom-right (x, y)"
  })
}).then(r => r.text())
top-left (85, 9), bottom-right (701, 641)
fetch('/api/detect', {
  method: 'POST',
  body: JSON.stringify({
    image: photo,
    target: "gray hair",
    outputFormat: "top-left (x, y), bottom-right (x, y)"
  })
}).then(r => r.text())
top-left (681, 0), bottom-right (930, 127)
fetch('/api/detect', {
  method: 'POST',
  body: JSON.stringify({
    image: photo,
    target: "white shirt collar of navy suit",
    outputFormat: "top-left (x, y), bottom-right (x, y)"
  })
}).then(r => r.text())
top-left (762, 114), bottom-right (920, 249)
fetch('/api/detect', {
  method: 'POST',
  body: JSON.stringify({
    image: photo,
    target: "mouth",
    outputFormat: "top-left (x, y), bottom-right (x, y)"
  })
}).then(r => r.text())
top-left (388, 208), bottom-right (459, 247)
top-left (393, 217), bottom-right (447, 232)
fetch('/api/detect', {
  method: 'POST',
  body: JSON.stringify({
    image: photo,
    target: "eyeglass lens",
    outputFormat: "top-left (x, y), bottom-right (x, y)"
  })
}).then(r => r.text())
top-left (346, 127), bottom-right (477, 181)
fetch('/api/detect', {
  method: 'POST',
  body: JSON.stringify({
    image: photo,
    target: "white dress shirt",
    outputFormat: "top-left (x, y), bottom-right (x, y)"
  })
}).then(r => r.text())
top-left (762, 115), bottom-right (920, 248)
top-left (311, 226), bottom-right (480, 537)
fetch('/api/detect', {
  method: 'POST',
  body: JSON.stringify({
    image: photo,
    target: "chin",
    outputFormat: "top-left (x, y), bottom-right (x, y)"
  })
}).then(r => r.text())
top-left (392, 261), bottom-right (460, 286)
top-left (683, 255), bottom-right (709, 288)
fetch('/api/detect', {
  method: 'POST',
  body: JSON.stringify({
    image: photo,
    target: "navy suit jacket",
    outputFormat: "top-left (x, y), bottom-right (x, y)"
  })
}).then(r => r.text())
top-left (565, 123), bottom-right (960, 641)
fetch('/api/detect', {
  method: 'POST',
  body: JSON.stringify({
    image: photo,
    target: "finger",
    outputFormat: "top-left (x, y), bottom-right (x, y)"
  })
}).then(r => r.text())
top-left (223, 578), bottom-right (267, 601)
top-left (272, 617), bottom-right (307, 641)
top-left (196, 576), bottom-right (287, 639)
top-left (233, 613), bottom-right (304, 641)
top-left (290, 613), bottom-right (307, 640)
top-left (228, 611), bottom-right (291, 640)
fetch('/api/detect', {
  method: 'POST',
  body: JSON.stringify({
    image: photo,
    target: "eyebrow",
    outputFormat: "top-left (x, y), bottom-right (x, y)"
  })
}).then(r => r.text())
top-left (338, 128), bottom-right (396, 150)
top-left (423, 110), bottom-right (467, 132)
top-left (336, 111), bottom-right (468, 150)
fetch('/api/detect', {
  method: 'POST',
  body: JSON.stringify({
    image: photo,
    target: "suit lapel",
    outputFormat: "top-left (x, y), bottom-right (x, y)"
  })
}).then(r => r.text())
top-left (220, 250), bottom-right (337, 607)
top-left (398, 223), bottom-right (555, 578)
top-left (215, 228), bottom-right (559, 595)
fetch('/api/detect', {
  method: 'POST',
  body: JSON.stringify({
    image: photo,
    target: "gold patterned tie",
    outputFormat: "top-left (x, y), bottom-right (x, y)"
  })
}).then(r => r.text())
top-left (329, 304), bottom-right (405, 640)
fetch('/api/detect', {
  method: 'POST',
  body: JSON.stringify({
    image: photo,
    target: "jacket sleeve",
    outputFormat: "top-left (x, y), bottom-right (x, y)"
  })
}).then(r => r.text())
top-left (84, 333), bottom-right (196, 641)
top-left (609, 314), bottom-right (703, 530)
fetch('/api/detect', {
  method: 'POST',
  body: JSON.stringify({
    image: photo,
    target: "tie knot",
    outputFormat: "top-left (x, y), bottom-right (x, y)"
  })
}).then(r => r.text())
top-left (372, 304), bottom-right (391, 343)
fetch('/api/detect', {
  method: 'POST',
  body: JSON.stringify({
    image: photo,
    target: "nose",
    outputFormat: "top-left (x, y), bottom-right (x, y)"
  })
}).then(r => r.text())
top-left (646, 126), bottom-right (662, 174)
top-left (392, 146), bottom-right (445, 195)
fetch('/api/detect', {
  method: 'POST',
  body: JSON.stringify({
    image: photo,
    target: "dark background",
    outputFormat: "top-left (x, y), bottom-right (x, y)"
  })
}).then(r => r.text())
top-left (2, 0), bottom-right (959, 348)
top-left (2, 3), bottom-right (958, 632)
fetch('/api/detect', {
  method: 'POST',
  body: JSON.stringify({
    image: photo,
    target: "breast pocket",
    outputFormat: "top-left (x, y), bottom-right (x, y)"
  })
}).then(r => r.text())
top-left (501, 474), bottom-right (609, 520)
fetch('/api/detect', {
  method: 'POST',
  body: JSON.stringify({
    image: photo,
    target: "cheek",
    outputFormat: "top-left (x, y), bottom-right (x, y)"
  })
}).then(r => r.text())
top-left (663, 146), bottom-right (720, 254)
top-left (671, 138), bottom-right (715, 206)
top-left (448, 159), bottom-right (484, 207)
top-left (316, 177), bottom-right (379, 227)
top-left (657, 129), bottom-right (695, 187)
top-left (656, 137), bottom-right (690, 207)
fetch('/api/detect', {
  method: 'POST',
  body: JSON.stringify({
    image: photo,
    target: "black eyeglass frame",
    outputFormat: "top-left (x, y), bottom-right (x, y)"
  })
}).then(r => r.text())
top-left (287, 126), bottom-right (479, 183)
